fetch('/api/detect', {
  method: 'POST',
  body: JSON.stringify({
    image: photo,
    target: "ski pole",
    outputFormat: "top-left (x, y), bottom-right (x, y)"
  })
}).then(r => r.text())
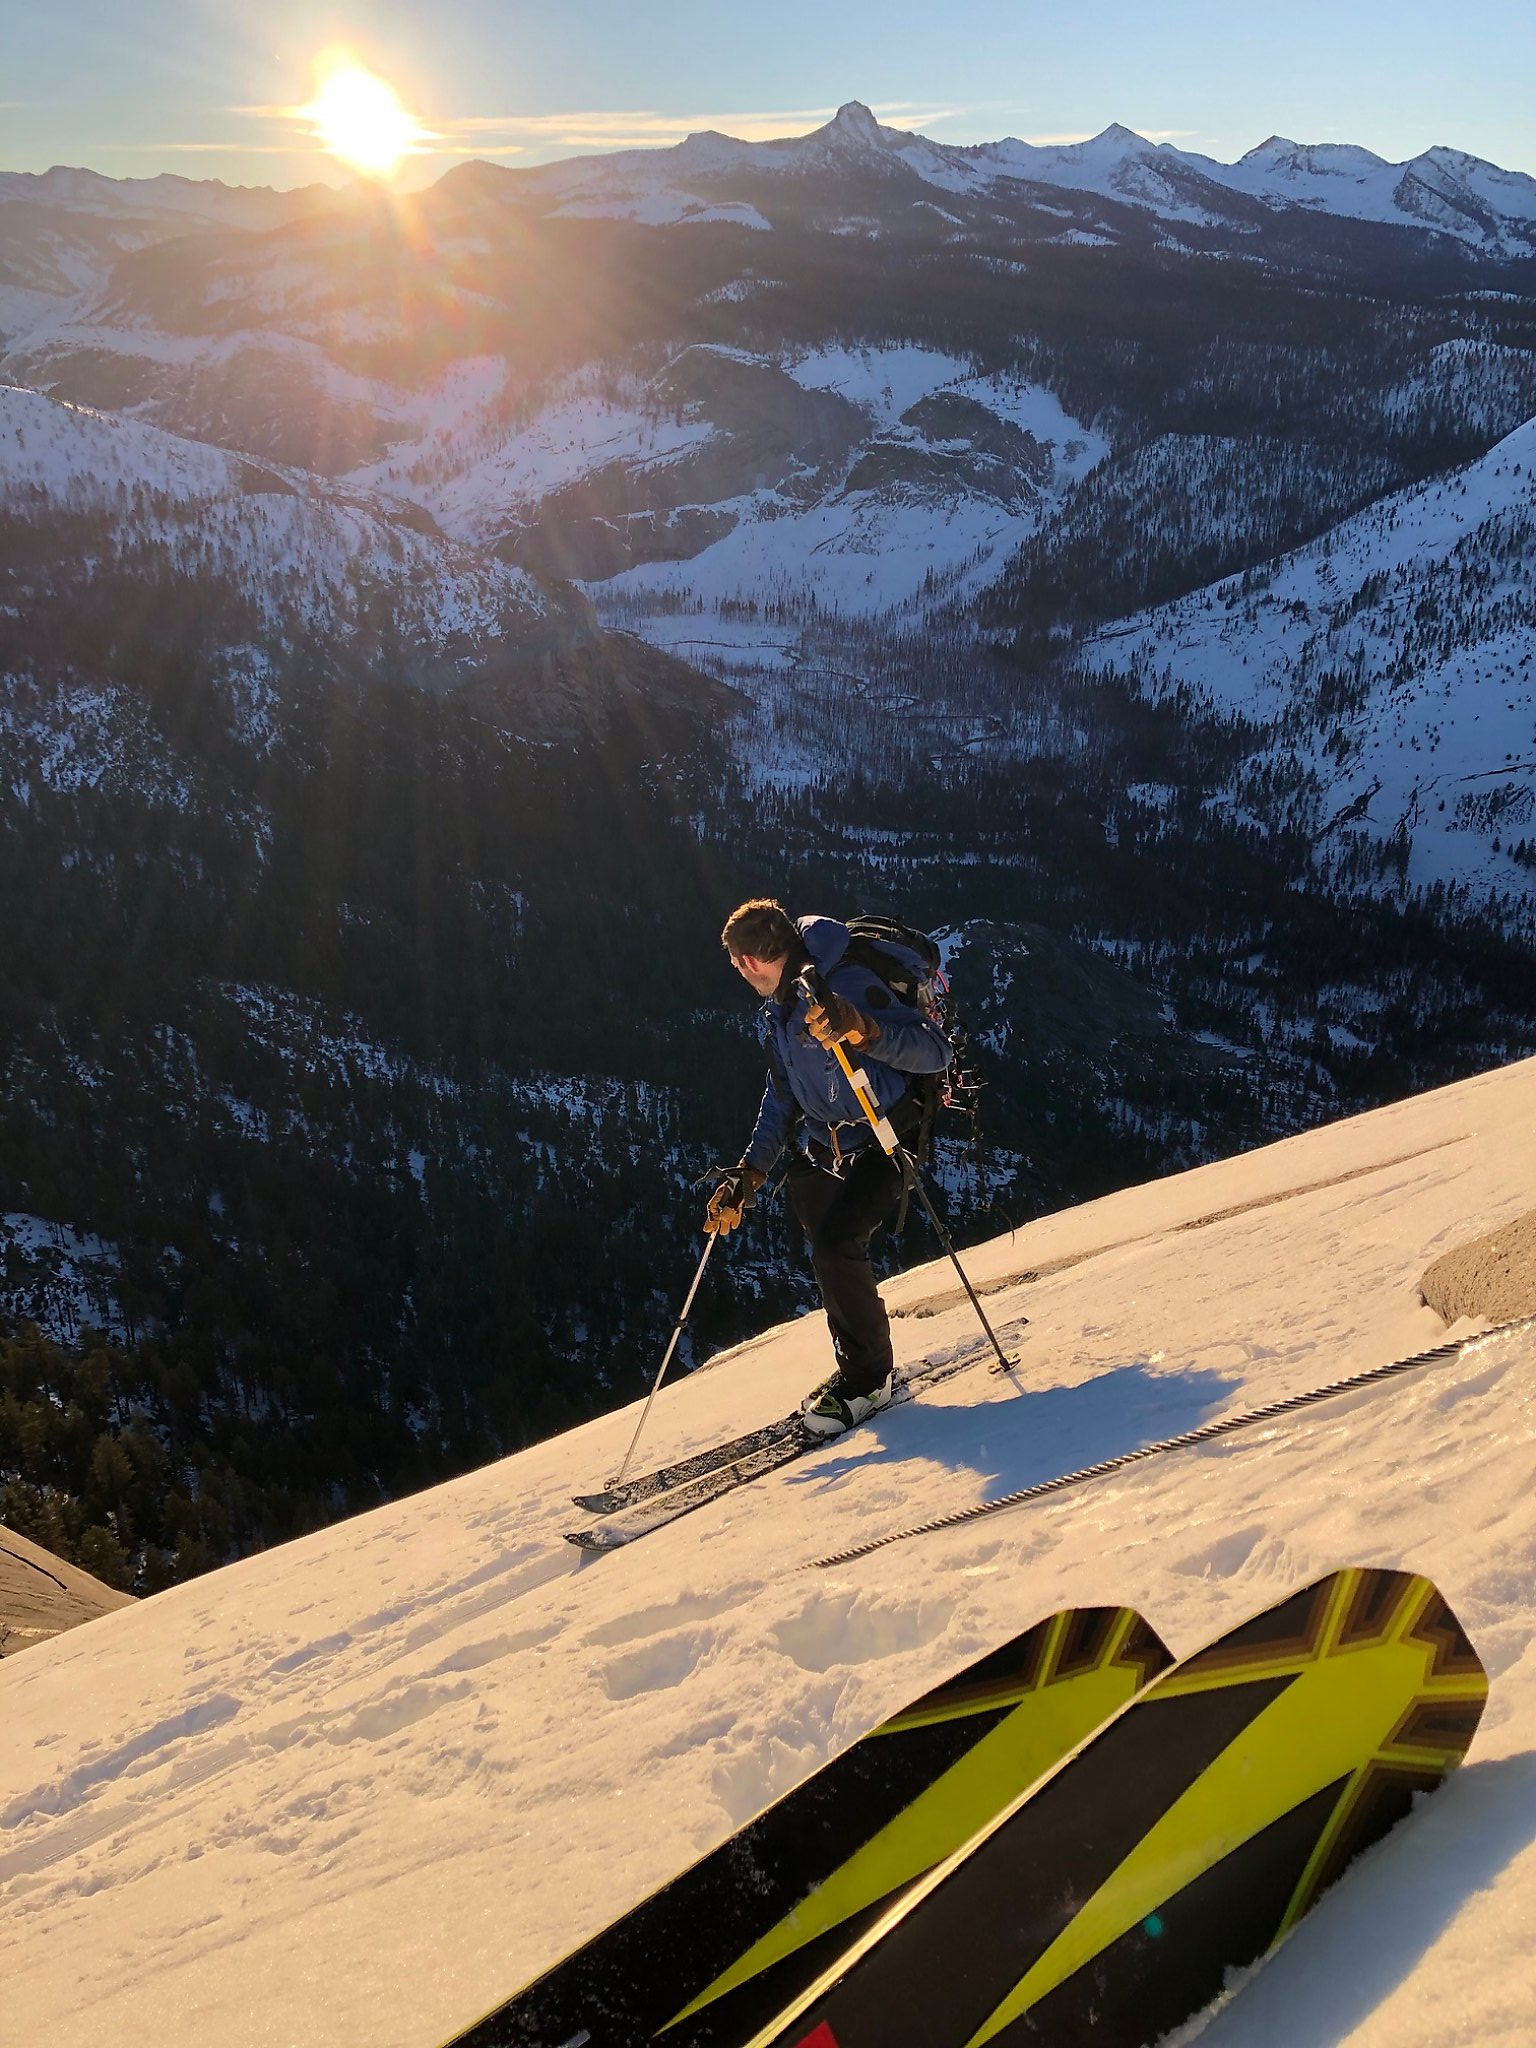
top-left (798, 972), bottom-right (1021, 1376)
top-left (608, 1232), bottom-right (720, 1488)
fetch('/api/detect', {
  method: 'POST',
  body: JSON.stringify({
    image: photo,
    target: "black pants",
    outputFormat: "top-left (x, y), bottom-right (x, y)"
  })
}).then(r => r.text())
top-left (785, 1141), bottom-right (905, 1397)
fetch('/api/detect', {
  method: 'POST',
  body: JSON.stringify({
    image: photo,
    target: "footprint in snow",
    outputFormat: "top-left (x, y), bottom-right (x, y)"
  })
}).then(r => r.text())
top-left (597, 1627), bottom-right (715, 1701)
top-left (773, 1589), bottom-right (953, 1674)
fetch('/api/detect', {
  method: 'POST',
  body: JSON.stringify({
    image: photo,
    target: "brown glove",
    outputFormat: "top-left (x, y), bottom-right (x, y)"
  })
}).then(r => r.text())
top-left (805, 988), bottom-right (880, 1051)
top-left (704, 1165), bottom-right (766, 1236)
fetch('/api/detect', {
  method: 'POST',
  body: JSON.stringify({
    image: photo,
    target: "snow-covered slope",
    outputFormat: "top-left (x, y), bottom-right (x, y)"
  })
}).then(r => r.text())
top-left (600, 345), bottom-right (1105, 620)
top-left (347, 343), bottom-right (1106, 625)
top-left (4, 1053), bottom-right (1536, 2048)
top-left (0, 381), bottom-right (553, 654)
top-left (3, 301), bottom-right (418, 471)
top-left (0, 381), bottom-right (728, 757)
top-left (1087, 415), bottom-right (1536, 896)
top-left (0, 168), bottom-right (347, 308)
top-left (0, 1519), bottom-right (133, 1655)
top-left (1217, 136), bottom-right (1536, 250)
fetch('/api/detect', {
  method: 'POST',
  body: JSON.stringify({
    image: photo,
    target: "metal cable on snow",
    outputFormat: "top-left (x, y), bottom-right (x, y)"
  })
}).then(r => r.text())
top-left (809, 1314), bottom-right (1536, 1570)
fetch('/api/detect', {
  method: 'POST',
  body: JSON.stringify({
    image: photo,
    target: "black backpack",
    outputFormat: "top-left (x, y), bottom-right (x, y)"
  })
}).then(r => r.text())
top-left (838, 914), bottom-right (982, 1174)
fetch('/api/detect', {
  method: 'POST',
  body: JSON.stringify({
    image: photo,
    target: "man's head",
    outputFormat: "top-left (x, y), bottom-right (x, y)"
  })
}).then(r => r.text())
top-left (721, 897), bottom-right (799, 997)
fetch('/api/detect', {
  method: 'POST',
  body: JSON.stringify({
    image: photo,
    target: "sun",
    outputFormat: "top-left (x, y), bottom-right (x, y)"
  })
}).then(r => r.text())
top-left (303, 57), bottom-right (424, 179)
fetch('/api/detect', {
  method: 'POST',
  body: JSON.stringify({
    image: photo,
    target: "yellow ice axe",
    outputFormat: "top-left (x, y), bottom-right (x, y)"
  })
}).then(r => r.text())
top-left (801, 970), bottom-right (1022, 1377)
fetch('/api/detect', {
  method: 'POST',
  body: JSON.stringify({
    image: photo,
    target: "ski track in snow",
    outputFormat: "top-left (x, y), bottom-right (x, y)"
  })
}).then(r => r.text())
top-left (3, 1056), bottom-right (1536, 2045)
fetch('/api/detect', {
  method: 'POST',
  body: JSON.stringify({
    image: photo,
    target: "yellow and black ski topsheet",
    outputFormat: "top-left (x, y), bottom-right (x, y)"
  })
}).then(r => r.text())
top-left (443, 1606), bottom-right (1171, 2047)
top-left (752, 1567), bottom-right (1489, 2048)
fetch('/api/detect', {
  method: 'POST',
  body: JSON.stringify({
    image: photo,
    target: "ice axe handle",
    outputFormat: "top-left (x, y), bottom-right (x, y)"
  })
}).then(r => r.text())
top-left (801, 970), bottom-right (1022, 1373)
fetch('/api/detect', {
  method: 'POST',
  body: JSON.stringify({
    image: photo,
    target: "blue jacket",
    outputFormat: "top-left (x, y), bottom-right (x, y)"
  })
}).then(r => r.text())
top-left (742, 916), bottom-right (952, 1173)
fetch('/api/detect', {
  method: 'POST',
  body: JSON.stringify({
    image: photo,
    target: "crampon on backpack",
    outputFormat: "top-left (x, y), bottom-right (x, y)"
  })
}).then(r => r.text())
top-left (838, 914), bottom-right (985, 1190)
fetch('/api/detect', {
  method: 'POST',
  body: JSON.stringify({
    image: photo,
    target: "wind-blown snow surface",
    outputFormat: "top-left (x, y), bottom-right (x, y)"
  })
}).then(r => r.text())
top-left (5, 1056), bottom-right (1536, 2048)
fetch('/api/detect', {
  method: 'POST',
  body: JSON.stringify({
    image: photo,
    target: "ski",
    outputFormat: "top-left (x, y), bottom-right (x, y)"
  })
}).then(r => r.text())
top-left (565, 1351), bottom-right (983, 1552)
top-left (746, 1567), bottom-right (1489, 2048)
top-left (573, 1420), bottom-right (798, 1517)
top-left (438, 1605), bottom-right (1173, 2047)
top-left (573, 1346), bottom-right (989, 1518)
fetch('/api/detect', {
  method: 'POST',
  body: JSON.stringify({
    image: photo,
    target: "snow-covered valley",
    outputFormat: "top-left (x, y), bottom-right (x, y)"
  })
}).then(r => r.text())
top-left (4, 1053), bottom-right (1536, 2048)
top-left (342, 341), bottom-right (1106, 623)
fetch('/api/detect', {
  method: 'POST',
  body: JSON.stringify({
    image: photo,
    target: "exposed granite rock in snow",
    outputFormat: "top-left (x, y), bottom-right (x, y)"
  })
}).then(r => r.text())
top-left (1422, 1209), bottom-right (1536, 1323)
top-left (0, 1524), bottom-right (133, 1658)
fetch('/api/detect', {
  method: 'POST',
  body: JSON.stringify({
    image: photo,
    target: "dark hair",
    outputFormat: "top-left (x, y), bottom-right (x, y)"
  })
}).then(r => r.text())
top-left (721, 898), bottom-right (798, 960)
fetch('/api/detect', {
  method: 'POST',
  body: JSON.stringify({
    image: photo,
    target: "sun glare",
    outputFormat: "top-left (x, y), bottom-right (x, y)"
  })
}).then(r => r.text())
top-left (304, 58), bottom-right (424, 179)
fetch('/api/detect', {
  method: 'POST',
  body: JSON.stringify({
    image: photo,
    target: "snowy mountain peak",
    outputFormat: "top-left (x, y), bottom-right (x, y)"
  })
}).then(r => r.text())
top-left (1075, 122), bottom-right (1158, 157)
top-left (1237, 137), bottom-right (1392, 179)
top-left (1413, 145), bottom-right (1536, 218)
top-left (1241, 135), bottom-right (1301, 163)
top-left (819, 101), bottom-right (890, 151)
top-left (787, 100), bottom-right (944, 179)
top-left (1, 164), bottom-right (117, 204)
top-left (1419, 144), bottom-right (1498, 179)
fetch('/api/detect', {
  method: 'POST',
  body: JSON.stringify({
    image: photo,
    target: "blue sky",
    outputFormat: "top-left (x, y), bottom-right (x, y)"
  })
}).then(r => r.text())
top-left (2, 0), bottom-right (1533, 188)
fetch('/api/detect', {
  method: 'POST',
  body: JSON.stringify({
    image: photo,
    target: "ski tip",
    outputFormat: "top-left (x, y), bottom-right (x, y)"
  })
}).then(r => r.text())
top-left (564, 1527), bottom-right (626, 1552)
top-left (572, 1491), bottom-right (625, 1516)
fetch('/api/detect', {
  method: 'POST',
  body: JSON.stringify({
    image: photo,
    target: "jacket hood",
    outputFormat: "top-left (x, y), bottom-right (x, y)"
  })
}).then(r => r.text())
top-left (796, 915), bottom-right (851, 976)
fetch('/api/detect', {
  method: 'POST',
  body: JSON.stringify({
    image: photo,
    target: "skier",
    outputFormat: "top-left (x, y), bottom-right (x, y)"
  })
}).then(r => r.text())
top-left (705, 898), bottom-right (952, 1437)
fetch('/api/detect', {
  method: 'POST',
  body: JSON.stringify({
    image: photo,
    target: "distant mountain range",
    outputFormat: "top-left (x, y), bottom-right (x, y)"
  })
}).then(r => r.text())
top-left (0, 166), bottom-right (348, 298)
top-left (489, 103), bottom-right (1536, 257)
top-left (0, 163), bottom-right (347, 231)
top-left (7, 103), bottom-right (1534, 254)
top-left (3, 99), bottom-right (1533, 884)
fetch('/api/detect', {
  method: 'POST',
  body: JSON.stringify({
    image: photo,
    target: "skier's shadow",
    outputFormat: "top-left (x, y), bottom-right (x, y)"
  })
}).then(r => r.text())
top-left (789, 1360), bottom-right (1243, 1501)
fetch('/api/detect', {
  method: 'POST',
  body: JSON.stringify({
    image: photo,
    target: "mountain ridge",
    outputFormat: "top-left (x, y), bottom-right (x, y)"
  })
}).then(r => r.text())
top-left (432, 100), bottom-right (1536, 253)
top-left (8, 102), bottom-right (1534, 253)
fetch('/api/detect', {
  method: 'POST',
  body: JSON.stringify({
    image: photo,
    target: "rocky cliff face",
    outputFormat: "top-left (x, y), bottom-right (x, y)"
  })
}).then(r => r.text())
top-left (0, 1520), bottom-right (133, 1657)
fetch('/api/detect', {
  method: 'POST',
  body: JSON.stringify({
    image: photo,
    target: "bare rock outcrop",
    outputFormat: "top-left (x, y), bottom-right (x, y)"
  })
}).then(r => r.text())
top-left (1421, 1210), bottom-right (1536, 1324)
top-left (0, 1523), bottom-right (133, 1660)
